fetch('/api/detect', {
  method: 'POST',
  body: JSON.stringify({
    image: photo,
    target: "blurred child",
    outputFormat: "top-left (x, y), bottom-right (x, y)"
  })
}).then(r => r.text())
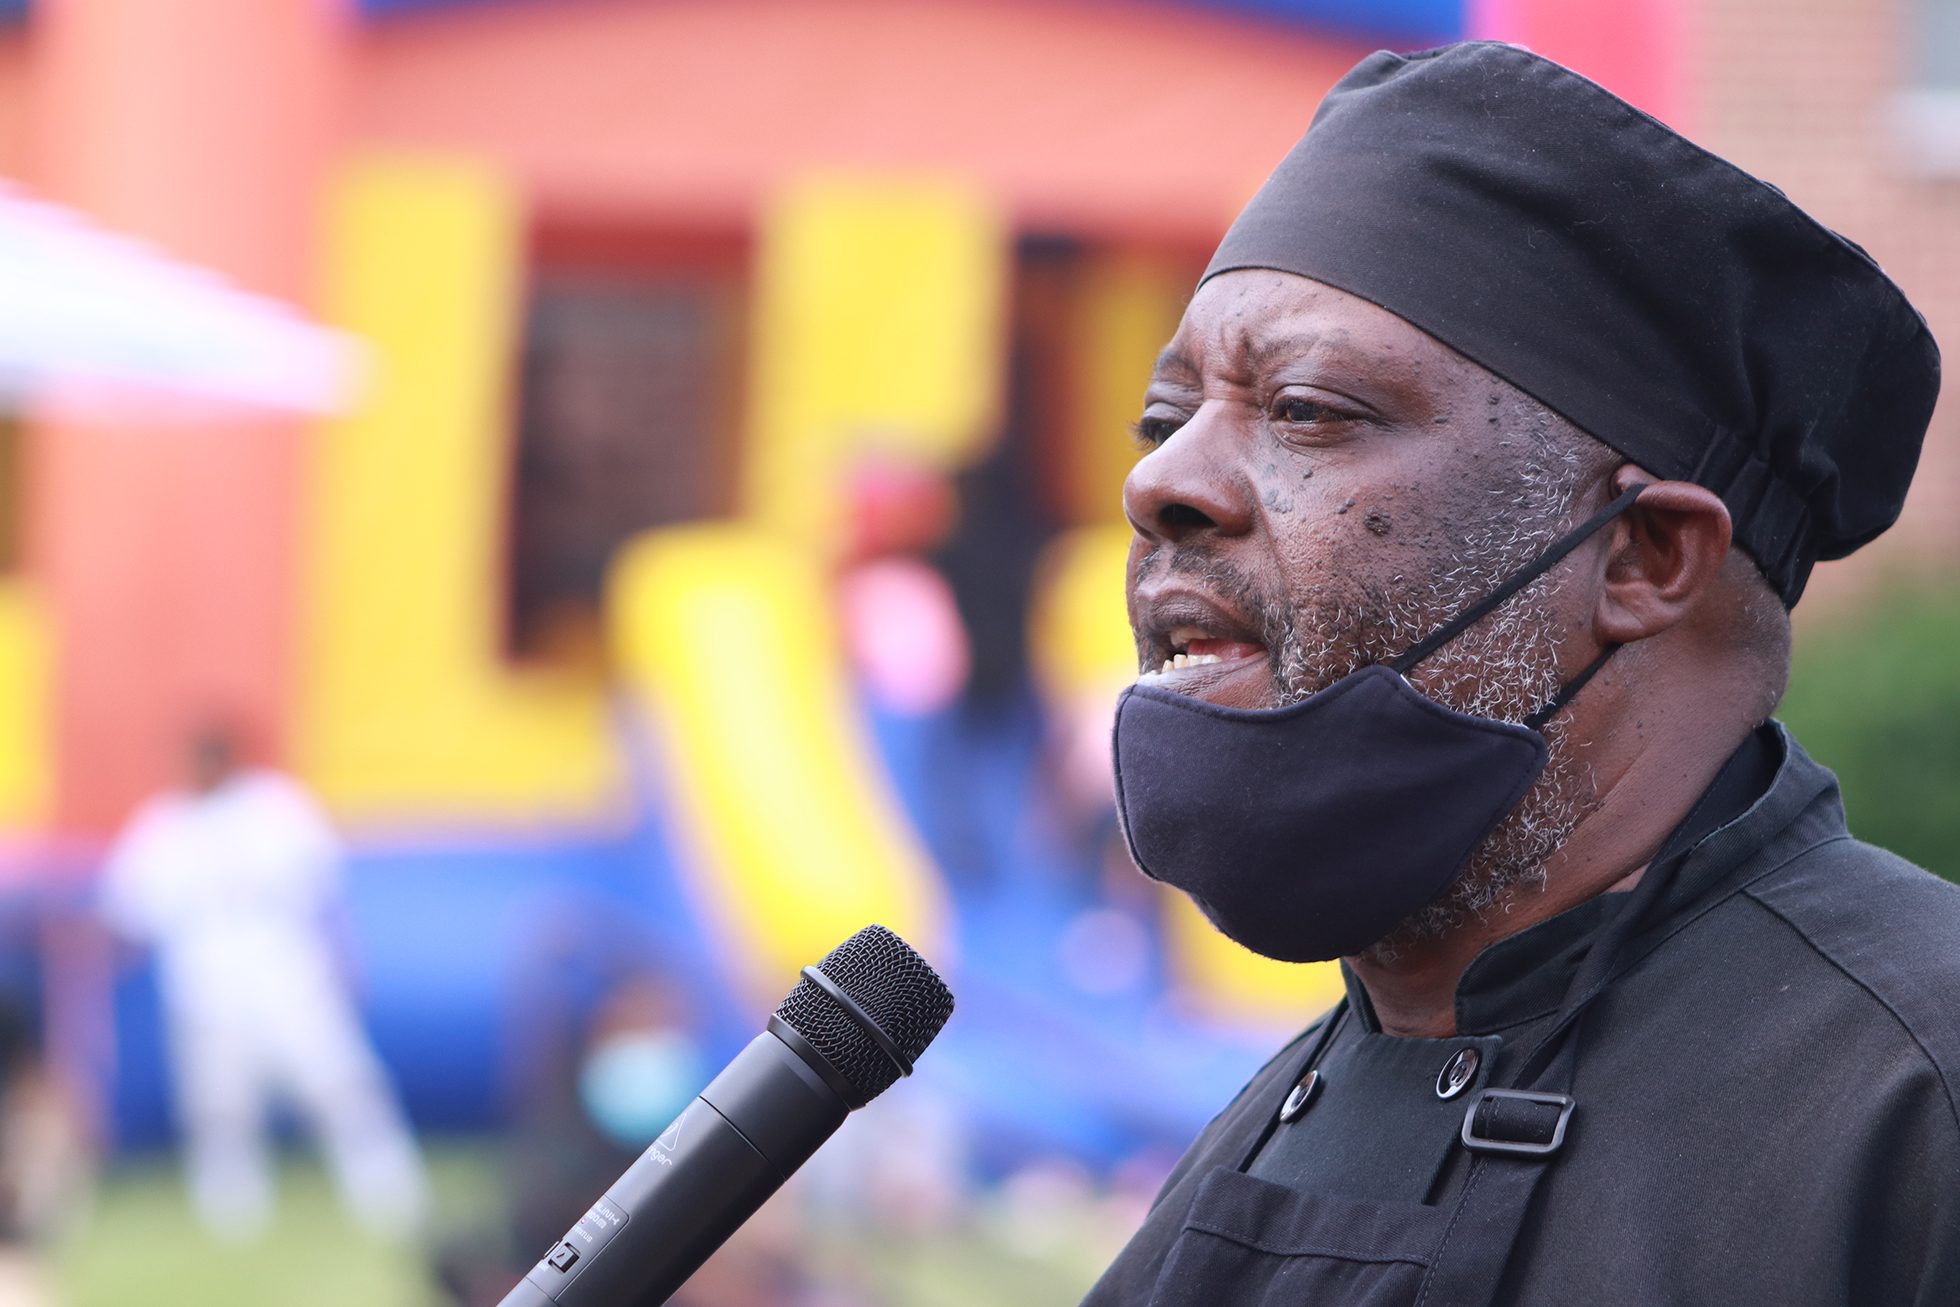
top-left (98, 725), bottom-right (426, 1240)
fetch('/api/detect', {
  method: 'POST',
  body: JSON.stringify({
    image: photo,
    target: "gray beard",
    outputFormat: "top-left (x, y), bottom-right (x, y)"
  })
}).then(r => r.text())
top-left (1269, 573), bottom-right (1596, 958)
top-left (1265, 468), bottom-right (1604, 957)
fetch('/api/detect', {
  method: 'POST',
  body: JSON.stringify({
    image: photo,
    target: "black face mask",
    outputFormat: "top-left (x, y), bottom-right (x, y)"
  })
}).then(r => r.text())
top-left (1110, 485), bottom-right (1645, 964)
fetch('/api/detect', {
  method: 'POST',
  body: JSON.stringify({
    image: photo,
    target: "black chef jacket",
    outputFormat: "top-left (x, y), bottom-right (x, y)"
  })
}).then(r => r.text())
top-left (1085, 724), bottom-right (1960, 1306)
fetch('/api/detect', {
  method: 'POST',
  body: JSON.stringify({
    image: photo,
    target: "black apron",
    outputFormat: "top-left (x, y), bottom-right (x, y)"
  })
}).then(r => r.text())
top-left (1119, 733), bottom-right (1776, 1307)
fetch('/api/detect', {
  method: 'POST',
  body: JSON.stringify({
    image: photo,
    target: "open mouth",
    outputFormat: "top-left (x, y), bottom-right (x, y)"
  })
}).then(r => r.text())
top-left (1139, 626), bottom-right (1268, 685)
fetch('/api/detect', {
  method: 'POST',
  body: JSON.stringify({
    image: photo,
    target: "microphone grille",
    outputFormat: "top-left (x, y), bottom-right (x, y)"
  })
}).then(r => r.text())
top-left (773, 924), bottom-right (954, 1105)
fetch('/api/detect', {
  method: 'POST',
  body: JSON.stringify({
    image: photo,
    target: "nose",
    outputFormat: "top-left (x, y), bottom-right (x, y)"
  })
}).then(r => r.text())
top-left (1121, 407), bottom-right (1257, 546)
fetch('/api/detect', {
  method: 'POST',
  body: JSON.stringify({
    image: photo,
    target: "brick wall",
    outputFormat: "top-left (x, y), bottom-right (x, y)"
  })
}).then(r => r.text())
top-left (1696, 0), bottom-right (1960, 609)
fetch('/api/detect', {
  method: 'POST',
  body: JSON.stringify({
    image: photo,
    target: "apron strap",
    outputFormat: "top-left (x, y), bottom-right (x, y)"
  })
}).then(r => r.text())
top-left (1411, 1029), bottom-right (1581, 1306)
top-left (1415, 785), bottom-right (1719, 1307)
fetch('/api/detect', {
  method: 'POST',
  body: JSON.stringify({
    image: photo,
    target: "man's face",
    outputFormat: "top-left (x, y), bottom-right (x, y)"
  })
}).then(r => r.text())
top-left (1124, 270), bottom-right (1609, 940)
top-left (1125, 269), bottom-right (1587, 714)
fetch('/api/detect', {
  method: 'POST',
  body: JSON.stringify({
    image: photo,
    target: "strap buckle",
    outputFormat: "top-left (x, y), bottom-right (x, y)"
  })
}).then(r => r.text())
top-left (1459, 1088), bottom-right (1575, 1158)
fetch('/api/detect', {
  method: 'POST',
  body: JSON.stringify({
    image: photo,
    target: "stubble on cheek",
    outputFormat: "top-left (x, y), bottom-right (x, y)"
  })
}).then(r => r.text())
top-left (1359, 589), bottom-right (1603, 963)
top-left (1348, 414), bottom-right (1615, 956)
top-left (1261, 449), bottom-right (1608, 955)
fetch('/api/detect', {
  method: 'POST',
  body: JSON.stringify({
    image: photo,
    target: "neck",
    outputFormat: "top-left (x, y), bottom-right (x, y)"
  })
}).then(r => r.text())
top-left (1347, 696), bottom-right (1746, 1038)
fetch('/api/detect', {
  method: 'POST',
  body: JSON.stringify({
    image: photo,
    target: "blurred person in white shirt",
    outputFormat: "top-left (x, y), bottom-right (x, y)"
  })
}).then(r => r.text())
top-left (99, 724), bottom-right (427, 1240)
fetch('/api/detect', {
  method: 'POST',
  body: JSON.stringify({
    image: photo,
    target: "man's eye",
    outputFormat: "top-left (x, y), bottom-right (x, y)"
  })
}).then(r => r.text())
top-left (1131, 415), bottom-right (1184, 449)
top-left (1275, 396), bottom-right (1333, 424)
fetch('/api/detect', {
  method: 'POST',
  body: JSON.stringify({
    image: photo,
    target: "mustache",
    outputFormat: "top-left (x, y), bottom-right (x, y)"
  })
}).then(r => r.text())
top-left (1135, 541), bottom-right (1404, 705)
top-left (1132, 543), bottom-right (1295, 654)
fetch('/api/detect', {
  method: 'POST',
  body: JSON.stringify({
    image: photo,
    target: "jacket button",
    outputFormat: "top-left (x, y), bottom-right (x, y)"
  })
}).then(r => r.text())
top-left (1279, 1069), bottom-right (1322, 1123)
top-left (1436, 1047), bottom-right (1480, 1100)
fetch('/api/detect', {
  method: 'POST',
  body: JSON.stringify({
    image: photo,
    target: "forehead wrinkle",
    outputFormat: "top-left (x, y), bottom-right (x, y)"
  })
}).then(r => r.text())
top-left (1156, 323), bottom-right (1333, 391)
top-left (1241, 327), bottom-right (1333, 377)
top-left (1168, 272), bottom-right (1492, 409)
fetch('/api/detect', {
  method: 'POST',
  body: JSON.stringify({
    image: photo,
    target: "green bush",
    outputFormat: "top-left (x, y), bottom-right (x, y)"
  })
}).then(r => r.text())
top-left (1777, 581), bottom-right (1960, 884)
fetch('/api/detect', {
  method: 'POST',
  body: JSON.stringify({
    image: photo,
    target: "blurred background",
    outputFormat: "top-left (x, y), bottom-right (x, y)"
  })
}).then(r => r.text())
top-left (0, 0), bottom-right (1952, 1302)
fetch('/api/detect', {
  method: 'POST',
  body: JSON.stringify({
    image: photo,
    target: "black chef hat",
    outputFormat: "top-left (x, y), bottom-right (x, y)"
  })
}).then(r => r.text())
top-left (1203, 41), bottom-right (1940, 606)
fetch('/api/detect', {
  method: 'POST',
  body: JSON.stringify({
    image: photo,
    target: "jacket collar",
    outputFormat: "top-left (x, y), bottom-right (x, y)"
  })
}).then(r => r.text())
top-left (1343, 722), bottom-right (1846, 1037)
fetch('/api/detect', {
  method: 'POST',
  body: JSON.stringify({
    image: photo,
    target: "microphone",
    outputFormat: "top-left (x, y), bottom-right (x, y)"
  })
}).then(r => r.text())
top-left (496, 924), bottom-right (955, 1307)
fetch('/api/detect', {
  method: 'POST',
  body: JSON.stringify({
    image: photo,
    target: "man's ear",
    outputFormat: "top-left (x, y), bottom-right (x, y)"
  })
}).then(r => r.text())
top-left (1594, 465), bottom-right (1733, 645)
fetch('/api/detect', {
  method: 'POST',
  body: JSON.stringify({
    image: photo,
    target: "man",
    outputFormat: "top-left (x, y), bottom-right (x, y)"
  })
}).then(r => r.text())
top-left (100, 726), bottom-right (427, 1239)
top-left (1088, 41), bottom-right (1954, 1306)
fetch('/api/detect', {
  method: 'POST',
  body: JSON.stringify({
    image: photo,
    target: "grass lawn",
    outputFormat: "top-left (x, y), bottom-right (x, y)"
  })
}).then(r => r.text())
top-left (43, 1143), bottom-right (1117, 1307)
top-left (52, 1144), bottom-right (501, 1307)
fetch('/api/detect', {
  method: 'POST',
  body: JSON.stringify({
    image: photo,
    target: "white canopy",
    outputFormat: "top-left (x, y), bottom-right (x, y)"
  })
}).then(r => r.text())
top-left (0, 181), bottom-right (362, 415)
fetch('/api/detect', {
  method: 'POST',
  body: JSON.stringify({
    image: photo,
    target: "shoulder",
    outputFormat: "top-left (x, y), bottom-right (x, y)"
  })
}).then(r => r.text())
top-left (1740, 835), bottom-right (1960, 1116)
top-left (233, 769), bottom-right (310, 802)
top-left (128, 789), bottom-right (194, 825)
top-left (108, 791), bottom-right (192, 853)
top-left (1742, 834), bottom-right (1960, 990)
top-left (231, 770), bottom-right (333, 821)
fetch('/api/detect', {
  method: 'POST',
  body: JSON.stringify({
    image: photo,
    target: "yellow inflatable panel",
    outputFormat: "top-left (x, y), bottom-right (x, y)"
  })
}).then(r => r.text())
top-left (298, 157), bottom-right (617, 820)
top-left (0, 580), bottom-right (51, 831)
top-left (1028, 526), bottom-right (1136, 706)
top-left (744, 177), bottom-right (1006, 545)
top-left (1061, 253), bottom-right (1190, 527)
top-left (609, 523), bottom-right (947, 995)
top-left (1028, 525), bottom-right (1344, 1027)
top-left (1163, 894), bottom-right (1349, 1029)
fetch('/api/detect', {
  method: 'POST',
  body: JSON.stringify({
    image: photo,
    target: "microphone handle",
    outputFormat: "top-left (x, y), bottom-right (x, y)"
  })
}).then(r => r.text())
top-left (498, 1029), bottom-right (851, 1306)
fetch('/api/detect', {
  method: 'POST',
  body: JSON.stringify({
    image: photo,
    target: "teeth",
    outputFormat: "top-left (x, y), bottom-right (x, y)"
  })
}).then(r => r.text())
top-left (1145, 653), bottom-right (1223, 678)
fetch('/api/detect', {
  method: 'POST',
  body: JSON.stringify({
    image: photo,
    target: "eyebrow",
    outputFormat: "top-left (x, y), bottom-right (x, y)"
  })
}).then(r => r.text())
top-left (1243, 330), bottom-right (1335, 373)
top-left (1150, 331), bottom-right (1349, 384)
top-left (1151, 346), bottom-right (1199, 381)
top-left (1148, 322), bottom-right (1419, 415)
